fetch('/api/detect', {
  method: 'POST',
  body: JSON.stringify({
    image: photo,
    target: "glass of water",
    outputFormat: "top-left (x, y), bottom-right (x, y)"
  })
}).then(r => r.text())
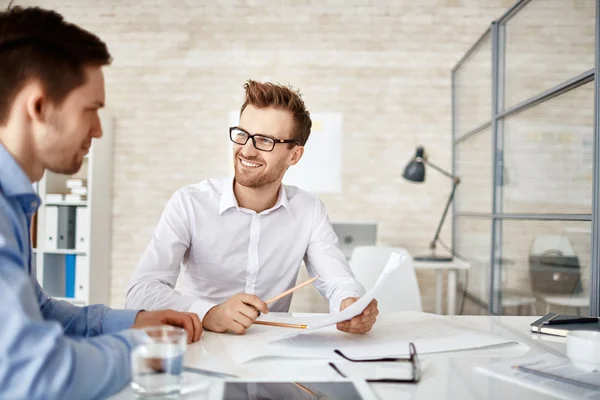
top-left (131, 326), bottom-right (187, 397)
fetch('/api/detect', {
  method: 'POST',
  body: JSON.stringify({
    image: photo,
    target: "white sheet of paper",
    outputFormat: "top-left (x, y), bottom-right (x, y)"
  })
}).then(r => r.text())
top-left (201, 311), bottom-right (520, 364)
top-left (476, 354), bottom-right (600, 399)
top-left (267, 252), bottom-right (406, 342)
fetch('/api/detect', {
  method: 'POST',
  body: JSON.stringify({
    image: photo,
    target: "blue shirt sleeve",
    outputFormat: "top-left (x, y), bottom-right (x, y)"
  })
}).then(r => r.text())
top-left (36, 282), bottom-right (140, 336)
top-left (0, 222), bottom-right (145, 399)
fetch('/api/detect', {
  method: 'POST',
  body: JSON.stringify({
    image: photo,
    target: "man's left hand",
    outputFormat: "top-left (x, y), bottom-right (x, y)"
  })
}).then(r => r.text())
top-left (336, 298), bottom-right (378, 334)
top-left (132, 310), bottom-right (203, 344)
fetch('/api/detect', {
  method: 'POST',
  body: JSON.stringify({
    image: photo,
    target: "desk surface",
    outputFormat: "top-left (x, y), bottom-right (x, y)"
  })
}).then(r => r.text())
top-left (114, 314), bottom-right (571, 400)
top-left (413, 259), bottom-right (471, 270)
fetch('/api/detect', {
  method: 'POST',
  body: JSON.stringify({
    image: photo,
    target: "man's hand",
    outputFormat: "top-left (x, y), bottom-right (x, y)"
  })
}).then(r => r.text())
top-left (336, 298), bottom-right (378, 334)
top-left (132, 310), bottom-right (202, 344)
top-left (203, 293), bottom-right (269, 335)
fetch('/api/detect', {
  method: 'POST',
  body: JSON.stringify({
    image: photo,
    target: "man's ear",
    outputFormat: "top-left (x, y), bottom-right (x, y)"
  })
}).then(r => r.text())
top-left (288, 145), bottom-right (304, 166)
top-left (25, 83), bottom-right (47, 124)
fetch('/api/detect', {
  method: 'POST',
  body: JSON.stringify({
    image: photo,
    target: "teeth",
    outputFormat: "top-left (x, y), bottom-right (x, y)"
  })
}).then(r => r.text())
top-left (241, 159), bottom-right (261, 168)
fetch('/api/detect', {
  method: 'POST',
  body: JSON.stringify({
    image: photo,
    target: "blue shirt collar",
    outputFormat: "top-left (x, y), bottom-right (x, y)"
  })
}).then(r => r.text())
top-left (0, 143), bottom-right (40, 212)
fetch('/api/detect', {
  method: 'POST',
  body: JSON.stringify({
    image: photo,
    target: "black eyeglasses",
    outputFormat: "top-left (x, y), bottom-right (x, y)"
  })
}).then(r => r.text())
top-left (329, 342), bottom-right (421, 384)
top-left (229, 126), bottom-right (298, 152)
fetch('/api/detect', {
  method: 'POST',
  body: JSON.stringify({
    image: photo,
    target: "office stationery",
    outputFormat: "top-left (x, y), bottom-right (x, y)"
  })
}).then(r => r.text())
top-left (57, 206), bottom-right (76, 249)
top-left (74, 255), bottom-right (89, 300)
top-left (66, 178), bottom-right (87, 189)
top-left (183, 366), bottom-right (238, 379)
top-left (45, 193), bottom-right (65, 203)
top-left (269, 252), bottom-right (406, 342)
top-left (65, 254), bottom-right (76, 298)
top-left (542, 314), bottom-right (598, 325)
top-left (217, 381), bottom-right (378, 400)
top-left (253, 321), bottom-right (307, 329)
top-left (207, 311), bottom-right (517, 364)
top-left (265, 276), bottom-right (319, 305)
top-left (402, 146), bottom-right (459, 261)
top-left (44, 205), bottom-right (59, 250)
top-left (531, 313), bottom-right (600, 337)
top-left (476, 354), bottom-right (600, 399)
top-left (75, 207), bottom-right (89, 251)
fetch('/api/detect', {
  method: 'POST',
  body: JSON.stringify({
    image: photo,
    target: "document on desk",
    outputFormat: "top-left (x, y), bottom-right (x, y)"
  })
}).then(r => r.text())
top-left (476, 354), bottom-right (600, 399)
top-left (266, 252), bottom-right (406, 343)
top-left (207, 311), bottom-right (519, 364)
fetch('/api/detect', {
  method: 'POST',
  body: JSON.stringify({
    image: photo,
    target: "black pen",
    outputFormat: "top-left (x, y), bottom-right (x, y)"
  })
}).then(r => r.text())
top-left (542, 315), bottom-right (599, 325)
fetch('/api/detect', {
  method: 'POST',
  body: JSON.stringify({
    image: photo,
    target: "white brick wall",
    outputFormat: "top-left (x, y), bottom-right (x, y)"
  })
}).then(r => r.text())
top-left (9, 0), bottom-right (594, 314)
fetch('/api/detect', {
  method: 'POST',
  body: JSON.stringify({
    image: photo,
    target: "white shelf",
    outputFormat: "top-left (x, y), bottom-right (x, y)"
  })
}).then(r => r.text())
top-left (36, 249), bottom-right (87, 255)
top-left (45, 201), bottom-right (88, 207)
top-left (34, 110), bottom-right (113, 306)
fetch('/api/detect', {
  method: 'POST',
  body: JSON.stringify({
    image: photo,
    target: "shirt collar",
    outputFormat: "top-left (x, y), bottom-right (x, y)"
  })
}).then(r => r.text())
top-left (0, 143), bottom-right (40, 214)
top-left (219, 178), bottom-right (291, 216)
top-left (0, 143), bottom-right (37, 197)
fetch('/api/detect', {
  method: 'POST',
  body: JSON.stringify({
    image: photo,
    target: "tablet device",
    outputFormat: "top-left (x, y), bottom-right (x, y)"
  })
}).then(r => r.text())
top-left (210, 380), bottom-right (378, 400)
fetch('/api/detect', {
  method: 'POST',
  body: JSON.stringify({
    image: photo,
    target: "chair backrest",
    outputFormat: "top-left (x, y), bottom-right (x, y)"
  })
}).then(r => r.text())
top-left (530, 235), bottom-right (575, 256)
top-left (349, 246), bottom-right (422, 313)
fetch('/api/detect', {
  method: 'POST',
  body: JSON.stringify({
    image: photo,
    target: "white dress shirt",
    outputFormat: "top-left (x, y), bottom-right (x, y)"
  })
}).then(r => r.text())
top-left (125, 178), bottom-right (365, 318)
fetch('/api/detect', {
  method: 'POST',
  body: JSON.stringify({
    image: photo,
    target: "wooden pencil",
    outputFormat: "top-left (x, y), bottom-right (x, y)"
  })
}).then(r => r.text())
top-left (265, 276), bottom-right (319, 305)
top-left (253, 320), bottom-right (308, 329)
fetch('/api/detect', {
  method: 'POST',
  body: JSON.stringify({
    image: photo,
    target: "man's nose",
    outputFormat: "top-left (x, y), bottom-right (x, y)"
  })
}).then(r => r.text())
top-left (240, 137), bottom-right (259, 157)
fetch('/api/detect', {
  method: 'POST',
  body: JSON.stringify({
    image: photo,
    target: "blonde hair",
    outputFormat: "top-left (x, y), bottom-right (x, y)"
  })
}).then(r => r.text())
top-left (240, 80), bottom-right (312, 146)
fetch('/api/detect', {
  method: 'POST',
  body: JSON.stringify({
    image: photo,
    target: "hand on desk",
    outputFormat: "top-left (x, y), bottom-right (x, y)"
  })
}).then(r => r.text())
top-left (337, 298), bottom-right (378, 334)
top-left (203, 293), bottom-right (269, 335)
top-left (132, 310), bottom-right (203, 344)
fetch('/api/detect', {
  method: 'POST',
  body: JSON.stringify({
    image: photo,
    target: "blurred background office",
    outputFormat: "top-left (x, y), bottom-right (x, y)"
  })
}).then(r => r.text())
top-left (14, 0), bottom-right (598, 318)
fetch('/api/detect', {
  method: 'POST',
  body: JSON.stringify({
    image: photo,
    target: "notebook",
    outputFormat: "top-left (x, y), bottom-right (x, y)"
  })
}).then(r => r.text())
top-left (530, 313), bottom-right (600, 337)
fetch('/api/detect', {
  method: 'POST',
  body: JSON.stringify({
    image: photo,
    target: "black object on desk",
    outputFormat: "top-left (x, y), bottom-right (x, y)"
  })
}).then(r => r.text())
top-left (402, 146), bottom-right (459, 262)
top-left (531, 313), bottom-right (600, 337)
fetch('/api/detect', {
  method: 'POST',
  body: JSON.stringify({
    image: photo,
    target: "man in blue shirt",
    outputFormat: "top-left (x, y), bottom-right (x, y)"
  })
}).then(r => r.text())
top-left (0, 6), bottom-right (202, 399)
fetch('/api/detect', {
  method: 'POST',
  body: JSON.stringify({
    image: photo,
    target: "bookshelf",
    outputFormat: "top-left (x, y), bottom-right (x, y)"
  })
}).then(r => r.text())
top-left (33, 112), bottom-right (114, 306)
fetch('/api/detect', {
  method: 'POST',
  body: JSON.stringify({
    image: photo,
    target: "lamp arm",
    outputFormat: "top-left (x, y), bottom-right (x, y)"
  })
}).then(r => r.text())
top-left (429, 178), bottom-right (460, 251)
top-left (420, 158), bottom-right (455, 180)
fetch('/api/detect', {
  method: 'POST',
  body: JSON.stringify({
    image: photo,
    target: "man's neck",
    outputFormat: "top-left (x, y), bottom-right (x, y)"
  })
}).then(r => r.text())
top-left (233, 179), bottom-right (281, 213)
top-left (0, 125), bottom-right (43, 183)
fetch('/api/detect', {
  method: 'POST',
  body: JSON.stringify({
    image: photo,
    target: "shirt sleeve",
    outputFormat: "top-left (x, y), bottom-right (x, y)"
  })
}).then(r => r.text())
top-left (303, 198), bottom-right (366, 312)
top-left (125, 189), bottom-right (216, 319)
top-left (0, 226), bottom-right (146, 400)
top-left (36, 282), bottom-right (140, 336)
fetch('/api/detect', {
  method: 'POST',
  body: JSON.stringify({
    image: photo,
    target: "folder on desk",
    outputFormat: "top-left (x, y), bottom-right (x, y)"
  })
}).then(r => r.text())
top-left (530, 313), bottom-right (600, 337)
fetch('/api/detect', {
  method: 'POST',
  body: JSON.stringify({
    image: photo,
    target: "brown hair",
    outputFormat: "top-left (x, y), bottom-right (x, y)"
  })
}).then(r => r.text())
top-left (0, 6), bottom-right (111, 125)
top-left (240, 80), bottom-right (312, 146)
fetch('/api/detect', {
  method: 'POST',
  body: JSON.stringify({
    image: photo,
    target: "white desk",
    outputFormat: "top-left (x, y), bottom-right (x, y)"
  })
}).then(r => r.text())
top-left (413, 259), bottom-right (471, 315)
top-left (113, 314), bottom-right (573, 400)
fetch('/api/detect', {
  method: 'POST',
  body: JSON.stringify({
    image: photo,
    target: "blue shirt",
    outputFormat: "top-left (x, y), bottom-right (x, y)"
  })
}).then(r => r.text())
top-left (0, 144), bottom-right (143, 400)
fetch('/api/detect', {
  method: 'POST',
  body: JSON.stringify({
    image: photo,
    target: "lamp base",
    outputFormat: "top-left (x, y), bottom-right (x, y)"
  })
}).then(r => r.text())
top-left (413, 255), bottom-right (453, 262)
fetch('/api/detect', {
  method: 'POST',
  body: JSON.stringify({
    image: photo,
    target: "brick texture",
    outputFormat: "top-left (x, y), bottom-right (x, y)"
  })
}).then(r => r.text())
top-left (7, 0), bottom-right (593, 315)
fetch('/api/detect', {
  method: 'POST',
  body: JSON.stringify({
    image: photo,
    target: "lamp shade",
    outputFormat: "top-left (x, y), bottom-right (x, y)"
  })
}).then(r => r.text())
top-left (402, 146), bottom-right (426, 182)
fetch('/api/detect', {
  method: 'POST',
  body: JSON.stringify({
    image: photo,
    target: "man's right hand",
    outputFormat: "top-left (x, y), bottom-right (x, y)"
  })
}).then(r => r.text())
top-left (203, 293), bottom-right (269, 335)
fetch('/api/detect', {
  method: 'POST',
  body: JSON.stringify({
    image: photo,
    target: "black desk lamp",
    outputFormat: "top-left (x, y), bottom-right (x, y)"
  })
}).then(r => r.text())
top-left (402, 146), bottom-right (461, 262)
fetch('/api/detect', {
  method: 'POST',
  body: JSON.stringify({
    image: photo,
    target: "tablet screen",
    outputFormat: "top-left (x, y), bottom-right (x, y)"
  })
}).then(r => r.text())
top-left (223, 381), bottom-right (366, 400)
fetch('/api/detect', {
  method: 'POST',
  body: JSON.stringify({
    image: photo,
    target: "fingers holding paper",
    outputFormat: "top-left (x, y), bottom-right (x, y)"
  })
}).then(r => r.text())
top-left (336, 298), bottom-right (379, 334)
top-left (203, 293), bottom-right (269, 335)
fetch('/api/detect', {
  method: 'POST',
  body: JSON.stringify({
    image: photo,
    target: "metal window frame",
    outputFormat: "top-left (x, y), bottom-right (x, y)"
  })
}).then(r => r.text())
top-left (452, 0), bottom-right (600, 316)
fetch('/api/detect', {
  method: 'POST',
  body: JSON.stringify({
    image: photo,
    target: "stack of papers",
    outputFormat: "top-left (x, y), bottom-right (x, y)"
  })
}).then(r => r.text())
top-left (476, 354), bottom-right (600, 399)
top-left (202, 311), bottom-right (519, 364)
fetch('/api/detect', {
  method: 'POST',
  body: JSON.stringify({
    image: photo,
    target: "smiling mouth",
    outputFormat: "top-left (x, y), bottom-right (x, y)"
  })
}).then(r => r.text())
top-left (239, 158), bottom-right (262, 168)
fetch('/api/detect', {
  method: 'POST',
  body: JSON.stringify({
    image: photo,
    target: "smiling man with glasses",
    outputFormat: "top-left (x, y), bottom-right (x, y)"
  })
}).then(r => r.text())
top-left (126, 80), bottom-right (379, 335)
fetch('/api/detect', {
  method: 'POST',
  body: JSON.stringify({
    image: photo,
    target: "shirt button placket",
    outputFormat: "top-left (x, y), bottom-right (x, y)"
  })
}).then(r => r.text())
top-left (245, 214), bottom-right (260, 294)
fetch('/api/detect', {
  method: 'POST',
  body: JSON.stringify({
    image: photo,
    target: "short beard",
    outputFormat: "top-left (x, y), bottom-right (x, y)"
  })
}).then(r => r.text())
top-left (50, 154), bottom-right (84, 175)
top-left (234, 161), bottom-right (286, 189)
